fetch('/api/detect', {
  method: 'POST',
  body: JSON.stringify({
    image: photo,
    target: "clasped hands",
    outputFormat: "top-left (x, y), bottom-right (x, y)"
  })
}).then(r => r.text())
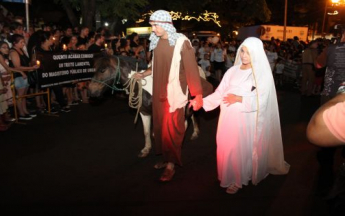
top-left (188, 94), bottom-right (203, 111)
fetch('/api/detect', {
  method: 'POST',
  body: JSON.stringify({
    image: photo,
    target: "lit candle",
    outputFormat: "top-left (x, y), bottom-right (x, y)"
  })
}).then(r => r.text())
top-left (104, 43), bottom-right (108, 49)
top-left (63, 44), bottom-right (67, 51)
top-left (36, 60), bottom-right (40, 66)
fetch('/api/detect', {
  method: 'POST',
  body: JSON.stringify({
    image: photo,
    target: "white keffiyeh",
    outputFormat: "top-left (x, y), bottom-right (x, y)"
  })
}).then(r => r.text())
top-left (149, 10), bottom-right (184, 51)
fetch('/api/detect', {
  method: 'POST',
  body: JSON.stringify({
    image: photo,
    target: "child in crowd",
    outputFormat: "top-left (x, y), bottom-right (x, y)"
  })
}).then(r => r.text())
top-left (274, 58), bottom-right (284, 87)
top-left (198, 53), bottom-right (211, 77)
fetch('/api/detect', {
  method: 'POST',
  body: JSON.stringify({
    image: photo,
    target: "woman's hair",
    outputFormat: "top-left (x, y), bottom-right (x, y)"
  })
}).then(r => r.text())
top-left (119, 38), bottom-right (128, 48)
top-left (0, 41), bottom-right (9, 56)
top-left (64, 34), bottom-right (78, 45)
top-left (10, 34), bottom-right (24, 46)
top-left (38, 31), bottom-right (53, 45)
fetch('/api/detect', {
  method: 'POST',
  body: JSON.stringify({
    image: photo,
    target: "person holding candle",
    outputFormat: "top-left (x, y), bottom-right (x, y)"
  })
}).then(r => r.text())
top-left (9, 34), bottom-right (39, 120)
top-left (33, 31), bottom-right (71, 113)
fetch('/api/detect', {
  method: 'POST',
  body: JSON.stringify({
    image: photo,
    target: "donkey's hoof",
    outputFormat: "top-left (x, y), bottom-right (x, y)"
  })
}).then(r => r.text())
top-left (138, 151), bottom-right (149, 158)
top-left (190, 134), bottom-right (199, 141)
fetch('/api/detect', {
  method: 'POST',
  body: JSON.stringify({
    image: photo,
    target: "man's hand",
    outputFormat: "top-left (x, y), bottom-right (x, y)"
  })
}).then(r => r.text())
top-left (189, 94), bottom-right (203, 111)
top-left (133, 69), bottom-right (152, 80)
top-left (133, 73), bottom-right (144, 79)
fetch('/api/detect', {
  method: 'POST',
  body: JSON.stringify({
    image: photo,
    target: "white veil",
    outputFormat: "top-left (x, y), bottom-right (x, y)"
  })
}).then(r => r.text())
top-left (234, 37), bottom-right (290, 184)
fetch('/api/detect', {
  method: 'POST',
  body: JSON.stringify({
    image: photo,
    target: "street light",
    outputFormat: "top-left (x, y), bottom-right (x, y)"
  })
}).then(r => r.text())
top-left (322, 0), bottom-right (345, 35)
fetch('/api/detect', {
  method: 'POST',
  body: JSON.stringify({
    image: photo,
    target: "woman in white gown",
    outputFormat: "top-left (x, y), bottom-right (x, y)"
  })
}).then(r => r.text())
top-left (191, 37), bottom-right (290, 194)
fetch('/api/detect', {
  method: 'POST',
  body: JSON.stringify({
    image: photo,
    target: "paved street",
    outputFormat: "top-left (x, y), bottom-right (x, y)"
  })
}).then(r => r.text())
top-left (0, 87), bottom-right (341, 216)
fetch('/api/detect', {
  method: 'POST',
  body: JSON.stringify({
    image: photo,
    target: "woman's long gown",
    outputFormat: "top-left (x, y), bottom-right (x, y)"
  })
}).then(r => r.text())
top-left (203, 65), bottom-right (257, 188)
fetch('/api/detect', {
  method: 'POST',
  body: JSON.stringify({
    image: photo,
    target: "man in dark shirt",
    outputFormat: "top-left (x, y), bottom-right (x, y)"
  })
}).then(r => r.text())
top-left (315, 24), bottom-right (345, 104)
top-left (77, 26), bottom-right (89, 46)
top-left (88, 34), bottom-right (105, 52)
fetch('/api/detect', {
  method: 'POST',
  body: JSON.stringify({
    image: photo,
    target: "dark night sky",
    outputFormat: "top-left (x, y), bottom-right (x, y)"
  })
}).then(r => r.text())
top-left (1, 0), bottom-right (344, 31)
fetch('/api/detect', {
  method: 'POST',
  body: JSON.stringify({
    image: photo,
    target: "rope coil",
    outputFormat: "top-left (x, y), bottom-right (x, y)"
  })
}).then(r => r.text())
top-left (91, 56), bottom-right (145, 124)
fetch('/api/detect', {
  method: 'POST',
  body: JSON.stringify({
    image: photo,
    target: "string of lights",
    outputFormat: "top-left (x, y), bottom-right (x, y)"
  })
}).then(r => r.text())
top-left (136, 10), bottom-right (221, 27)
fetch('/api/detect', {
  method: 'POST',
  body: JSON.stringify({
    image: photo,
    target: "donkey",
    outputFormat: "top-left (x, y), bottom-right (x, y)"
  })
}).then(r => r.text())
top-left (89, 55), bottom-right (212, 158)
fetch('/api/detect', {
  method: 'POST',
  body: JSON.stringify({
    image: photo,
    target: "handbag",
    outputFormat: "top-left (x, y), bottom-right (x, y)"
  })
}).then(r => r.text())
top-left (27, 70), bottom-right (38, 86)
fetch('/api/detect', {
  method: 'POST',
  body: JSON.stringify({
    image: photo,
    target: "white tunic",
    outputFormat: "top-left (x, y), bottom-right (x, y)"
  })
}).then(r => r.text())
top-left (203, 65), bottom-right (257, 188)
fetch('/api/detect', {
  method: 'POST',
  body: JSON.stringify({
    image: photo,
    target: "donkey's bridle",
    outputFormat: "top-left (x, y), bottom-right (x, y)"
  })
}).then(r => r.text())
top-left (91, 56), bottom-right (124, 94)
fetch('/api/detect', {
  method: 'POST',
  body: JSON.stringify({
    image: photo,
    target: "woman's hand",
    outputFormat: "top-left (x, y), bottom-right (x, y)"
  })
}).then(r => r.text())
top-left (21, 72), bottom-right (27, 79)
top-left (0, 88), bottom-right (8, 94)
top-left (223, 94), bottom-right (242, 106)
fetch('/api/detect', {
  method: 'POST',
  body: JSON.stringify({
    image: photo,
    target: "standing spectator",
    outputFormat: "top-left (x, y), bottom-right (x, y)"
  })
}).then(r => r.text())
top-left (315, 25), bottom-right (345, 104)
top-left (111, 38), bottom-right (120, 55)
top-left (266, 45), bottom-right (278, 72)
top-left (0, 76), bottom-right (10, 131)
top-left (86, 31), bottom-right (95, 50)
top-left (9, 21), bottom-right (29, 57)
top-left (225, 51), bottom-right (235, 71)
top-left (0, 41), bottom-right (25, 106)
top-left (198, 53), bottom-right (211, 77)
top-left (88, 33), bottom-right (105, 52)
top-left (52, 28), bottom-right (62, 51)
top-left (60, 26), bottom-right (73, 47)
top-left (128, 32), bottom-right (145, 59)
top-left (64, 34), bottom-right (80, 105)
top-left (190, 37), bottom-right (290, 194)
top-left (211, 42), bottom-right (227, 81)
top-left (9, 34), bottom-right (39, 120)
top-left (313, 25), bottom-right (345, 192)
top-left (118, 38), bottom-right (130, 56)
top-left (33, 31), bottom-right (71, 113)
top-left (228, 39), bottom-right (237, 53)
top-left (66, 34), bottom-right (78, 51)
top-left (301, 40), bottom-right (318, 96)
top-left (77, 26), bottom-right (89, 46)
top-left (274, 58), bottom-right (284, 87)
top-left (198, 42), bottom-right (210, 61)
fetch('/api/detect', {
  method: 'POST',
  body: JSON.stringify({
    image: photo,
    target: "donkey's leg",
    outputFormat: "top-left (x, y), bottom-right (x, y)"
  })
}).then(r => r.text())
top-left (190, 114), bottom-right (200, 140)
top-left (138, 112), bottom-right (152, 158)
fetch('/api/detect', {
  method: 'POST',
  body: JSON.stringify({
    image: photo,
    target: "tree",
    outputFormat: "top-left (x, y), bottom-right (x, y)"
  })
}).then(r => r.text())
top-left (54, 0), bottom-right (148, 29)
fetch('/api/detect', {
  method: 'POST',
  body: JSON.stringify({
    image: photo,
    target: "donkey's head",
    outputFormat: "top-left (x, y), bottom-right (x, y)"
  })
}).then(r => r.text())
top-left (88, 56), bottom-right (131, 98)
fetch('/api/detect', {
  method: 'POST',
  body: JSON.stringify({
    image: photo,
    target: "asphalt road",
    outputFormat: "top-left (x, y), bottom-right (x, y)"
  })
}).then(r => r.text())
top-left (0, 88), bottom-right (341, 216)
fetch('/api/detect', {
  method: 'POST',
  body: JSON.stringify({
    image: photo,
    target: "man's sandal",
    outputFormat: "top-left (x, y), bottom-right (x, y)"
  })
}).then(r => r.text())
top-left (154, 161), bottom-right (168, 169)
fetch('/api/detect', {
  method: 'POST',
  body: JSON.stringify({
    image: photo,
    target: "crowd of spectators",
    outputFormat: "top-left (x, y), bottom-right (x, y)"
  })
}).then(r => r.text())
top-left (0, 6), bottom-right (339, 132)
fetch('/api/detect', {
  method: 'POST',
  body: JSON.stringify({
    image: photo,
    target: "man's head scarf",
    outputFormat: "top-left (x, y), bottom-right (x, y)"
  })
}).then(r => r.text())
top-left (149, 10), bottom-right (184, 51)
